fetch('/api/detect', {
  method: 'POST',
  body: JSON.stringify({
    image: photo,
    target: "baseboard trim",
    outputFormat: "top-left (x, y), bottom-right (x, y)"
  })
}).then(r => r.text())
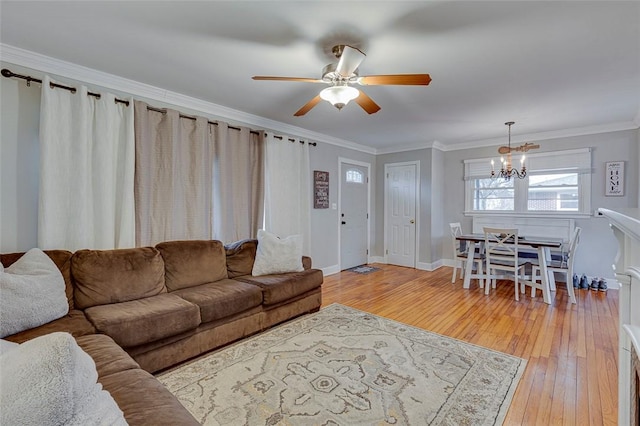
top-left (368, 256), bottom-right (386, 265)
top-left (416, 260), bottom-right (445, 272)
top-left (321, 264), bottom-right (341, 276)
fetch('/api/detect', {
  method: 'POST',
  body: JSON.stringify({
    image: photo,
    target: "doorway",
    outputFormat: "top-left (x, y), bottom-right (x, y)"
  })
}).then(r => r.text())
top-left (385, 162), bottom-right (418, 268)
top-left (339, 159), bottom-right (370, 270)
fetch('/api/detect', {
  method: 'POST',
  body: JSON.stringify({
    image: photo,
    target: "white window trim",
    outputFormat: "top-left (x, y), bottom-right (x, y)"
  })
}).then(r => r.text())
top-left (463, 148), bottom-right (592, 218)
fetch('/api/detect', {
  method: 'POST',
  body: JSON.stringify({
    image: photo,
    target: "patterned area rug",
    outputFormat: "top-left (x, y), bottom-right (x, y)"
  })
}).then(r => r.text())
top-left (158, 304), bottom-right (526, 425)
top-left (345, 265), bottom-right (381, 274)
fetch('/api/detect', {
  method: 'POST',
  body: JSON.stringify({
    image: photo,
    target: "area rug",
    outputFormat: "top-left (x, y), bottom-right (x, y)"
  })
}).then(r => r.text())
top-left (345, 265), bottom-right (381, 274)
top-left (157, 304), bottom-right (526, 425)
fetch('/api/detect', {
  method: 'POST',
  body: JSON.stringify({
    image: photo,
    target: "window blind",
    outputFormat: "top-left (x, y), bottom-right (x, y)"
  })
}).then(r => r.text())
top-left (464, 147), bottom-right (592, 180)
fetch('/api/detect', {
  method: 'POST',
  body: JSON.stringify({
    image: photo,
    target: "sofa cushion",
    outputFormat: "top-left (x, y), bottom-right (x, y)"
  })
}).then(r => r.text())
top-left (2, 310), bottom-right (96, 344)
top-left (1, 250), bottom-right (74, 310)
top-left (100, 369), bottom-right (199, 426)
top-left (224, 239), bottom-right (258, 278)
top-left (1, 248), bottom-right (70, 338)
top-left (156, 240), bottom-right (228, 291)
top-left (72, 247), bottom-right (166, 309)
top-left (235, 269), bottom-right (323, 305)
top-left (173, 278), bottom-right (263, 323)
top-left (84, 294), bottom-right (201, 348)
top-left (76, 334), bottom-right (140, 378)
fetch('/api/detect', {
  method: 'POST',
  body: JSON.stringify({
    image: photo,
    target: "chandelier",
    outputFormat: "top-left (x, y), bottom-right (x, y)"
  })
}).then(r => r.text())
top-left (491, 121), bottom-right (527, 180)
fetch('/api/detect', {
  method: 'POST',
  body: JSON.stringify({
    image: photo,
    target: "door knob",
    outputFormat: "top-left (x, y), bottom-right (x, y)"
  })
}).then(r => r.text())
top-left (341, 221), bottom-right (346, 225)
top-left (410, 219), bottom-right (415, 224)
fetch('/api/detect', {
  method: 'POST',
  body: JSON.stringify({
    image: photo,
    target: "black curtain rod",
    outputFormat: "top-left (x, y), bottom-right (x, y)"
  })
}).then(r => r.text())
top-left (270, 134), bottom-right (317, 146)
top-left (2, 68), bottom-right (130, 106)
top-left (146, 105), bottom-right (260, 136)
top-left (3, 67), bottom-right (316, 147)
top-left (146, 106), bottom-right (316, 146)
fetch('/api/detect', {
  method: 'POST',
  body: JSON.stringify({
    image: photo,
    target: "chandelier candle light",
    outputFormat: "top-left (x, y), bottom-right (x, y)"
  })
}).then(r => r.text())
top-left (491, 121), bottom-right (527, 180)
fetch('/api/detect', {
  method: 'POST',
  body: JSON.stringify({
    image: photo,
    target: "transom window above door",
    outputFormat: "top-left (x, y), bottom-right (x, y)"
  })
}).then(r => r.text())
top-left (345, 169), bottom-right (364, 184)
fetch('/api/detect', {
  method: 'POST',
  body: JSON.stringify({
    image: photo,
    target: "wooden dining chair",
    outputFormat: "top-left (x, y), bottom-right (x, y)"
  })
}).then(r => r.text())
top-left (530, 227), bottom-right (581, 304)
top-left (450, 222), bottom-right (483, 286)
top-left (483, 227), bottom-right (529, 301)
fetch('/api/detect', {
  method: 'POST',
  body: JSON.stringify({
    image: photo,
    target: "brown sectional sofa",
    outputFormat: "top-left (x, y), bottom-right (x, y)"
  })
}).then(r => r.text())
top-left (1, 238), bottom-right (323, 425)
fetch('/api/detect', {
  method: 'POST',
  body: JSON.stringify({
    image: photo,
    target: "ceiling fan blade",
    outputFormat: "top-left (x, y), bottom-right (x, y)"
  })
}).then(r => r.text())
top-left (358, 74), bottom-right (432, 86)
top-left (252, 76), bottom-right (324, 83)
top-left (354, 90), bottom-right (381, 115)
top-left (294, 95), bottom-right (322, 116)
top-left (336, 46), bottom-right (366, 77)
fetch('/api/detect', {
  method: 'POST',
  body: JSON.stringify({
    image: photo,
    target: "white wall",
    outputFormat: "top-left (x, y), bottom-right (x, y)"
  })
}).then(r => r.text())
top-left (0, 74), bottom-right (40, 252)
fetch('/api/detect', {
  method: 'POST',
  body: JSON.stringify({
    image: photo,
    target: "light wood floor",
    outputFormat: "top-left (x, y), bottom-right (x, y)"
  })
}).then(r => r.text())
top-left (321, 264), bottom-right (618, 426)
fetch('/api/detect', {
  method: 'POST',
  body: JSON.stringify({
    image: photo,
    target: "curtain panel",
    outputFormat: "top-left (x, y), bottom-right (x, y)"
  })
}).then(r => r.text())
top-left (38, 76), bottom-right (135, 251)
top-left (263, 134), bottom-right (311, 255)
top-left (134, 101), bottom-right (213, 246)
top-left (212, 123), bottom-right (264, 243)
top-left (134, 102), bottom-right (265, 246)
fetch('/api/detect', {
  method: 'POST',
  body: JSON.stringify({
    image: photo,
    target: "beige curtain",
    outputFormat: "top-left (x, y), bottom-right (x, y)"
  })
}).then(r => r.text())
top-left (134, 101), bottom-right (213, 246)
top-left (134, 101), bottom-right (265, 247)
top-left (212, 123), bottom-right (264, 243)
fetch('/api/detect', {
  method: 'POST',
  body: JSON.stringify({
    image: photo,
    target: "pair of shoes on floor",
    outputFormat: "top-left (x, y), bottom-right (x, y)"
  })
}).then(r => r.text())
top-left (598, 278), bottom-right (607, 292)
top-left (572, 273), bottom-right (579, 288)
top-left (589, 277), bottom-right (608, 291)
top-left (579, 274), bottom-right (589, 289)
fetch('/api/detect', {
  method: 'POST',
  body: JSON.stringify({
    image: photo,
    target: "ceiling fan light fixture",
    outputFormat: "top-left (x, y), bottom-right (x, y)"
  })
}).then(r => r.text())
top-left (319, 85), bottom-right (359, 110)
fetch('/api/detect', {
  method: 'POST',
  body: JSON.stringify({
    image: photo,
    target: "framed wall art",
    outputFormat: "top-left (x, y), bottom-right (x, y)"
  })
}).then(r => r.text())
top-left (605, 161), bottom-right (625, 196)
top-left (313, 170), bottom-right (329, 208)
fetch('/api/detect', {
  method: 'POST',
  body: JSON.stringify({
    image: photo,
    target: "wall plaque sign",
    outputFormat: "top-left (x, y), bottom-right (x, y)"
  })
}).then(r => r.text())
top-left (313, 170), bottom-right (329, 209)
top-left (605, 161), bottom-right (625, 196)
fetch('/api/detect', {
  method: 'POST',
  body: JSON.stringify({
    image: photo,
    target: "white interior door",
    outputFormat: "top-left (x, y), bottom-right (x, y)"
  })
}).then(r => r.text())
top-left (386, 163), bottom-right (417, 267)
top-left (340, 162), bottom-right (369, 270)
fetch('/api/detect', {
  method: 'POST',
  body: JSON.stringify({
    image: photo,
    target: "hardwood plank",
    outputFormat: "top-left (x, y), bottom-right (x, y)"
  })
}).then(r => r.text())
top-left (321, 264), bottom-right (619, 425)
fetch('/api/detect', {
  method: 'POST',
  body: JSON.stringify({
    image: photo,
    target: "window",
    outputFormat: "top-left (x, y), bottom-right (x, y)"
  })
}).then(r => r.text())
top-left (345, 169), bottom-right (364, 184)
top-left (464, 148), bottom-right (591, 216)
top-left (473, 178), bottom-right (514, 210)
top-left (528, 173), bottom-right (579, 211)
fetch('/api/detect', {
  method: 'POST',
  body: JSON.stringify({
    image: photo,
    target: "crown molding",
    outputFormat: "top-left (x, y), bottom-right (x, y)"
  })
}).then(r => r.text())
top-left (376, 140), bottom-right (446, 155)
top-left (442, 121), bottom-right (640, 152)
top-left (0, 43), bottom-right (377, 155)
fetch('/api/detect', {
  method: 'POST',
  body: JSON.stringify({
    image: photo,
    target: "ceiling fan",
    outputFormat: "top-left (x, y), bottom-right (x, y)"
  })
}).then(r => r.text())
top-left (252, 45), bottom-right (432, 116)
top-left (497, 122), bottom-right (540, 154)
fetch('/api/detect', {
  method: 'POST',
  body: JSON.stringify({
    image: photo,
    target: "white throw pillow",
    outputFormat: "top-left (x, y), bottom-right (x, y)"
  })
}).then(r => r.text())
top-left (0, 248), bottom-right (69, 338)
top-left (0, 338), bottom-right (18, 355)
top-left (252, 230), bottom-right (304, 276)
top-left (0, 332), bottom-right (128, 426)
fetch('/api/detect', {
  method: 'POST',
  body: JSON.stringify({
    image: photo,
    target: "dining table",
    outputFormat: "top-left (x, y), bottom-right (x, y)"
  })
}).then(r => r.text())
top-left (455, 233), bottom-right (564, 305)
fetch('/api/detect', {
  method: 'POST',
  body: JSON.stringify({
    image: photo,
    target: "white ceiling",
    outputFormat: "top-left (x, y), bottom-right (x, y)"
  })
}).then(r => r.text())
top-left (1, 1), bottom-right (639, 152)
